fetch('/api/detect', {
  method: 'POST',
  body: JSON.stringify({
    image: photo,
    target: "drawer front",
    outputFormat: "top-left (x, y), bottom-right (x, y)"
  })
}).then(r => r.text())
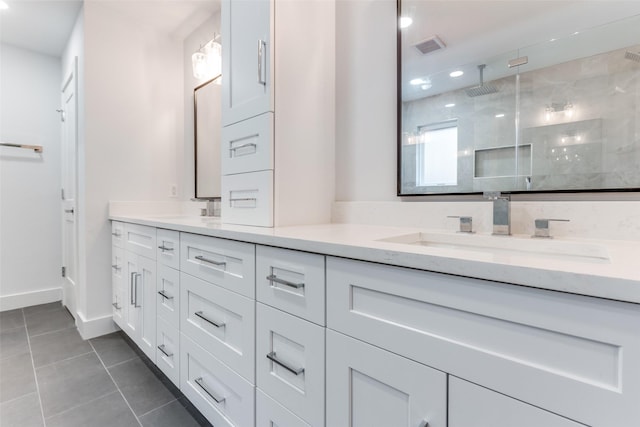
top-left (124, 223), bottom-right (157, 260)
top-left (111, 221), bottom-right (124, 248)
top-left (221, 170), bottom-right (273, 227)
top-left (256, 303), bottom-right (325, 426)
top-left (256, 246), bottom-right (325, 326)
top-left (180, 232), bottom-right (255, 299)
top-left (181, 272), bottom-right (255, 383)
top-left (111, 245), bottom-right (125, 328)
top-left (156, 228), bottom-right (180, 269)
top-left (326, 329), bottom-right (447, 427)
top-left (327, 257), bottom-right (640, 427)
top-left (156, 317), bottom-right (179, 387)
top-left (221, 112), bottom-right (274, 175)
top-left (256, 389), bottom-right (311, 427)
top-left (449, 377), bottom-right (586, 427)
top-left (156, 264), bottom-right (180, 329)
top-left (180, 333), bottom-right (255, 427)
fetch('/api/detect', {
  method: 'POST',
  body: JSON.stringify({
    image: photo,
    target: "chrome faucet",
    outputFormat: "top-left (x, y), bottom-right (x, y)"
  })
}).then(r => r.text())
top-left (484, 191), bottom-right (510, 235)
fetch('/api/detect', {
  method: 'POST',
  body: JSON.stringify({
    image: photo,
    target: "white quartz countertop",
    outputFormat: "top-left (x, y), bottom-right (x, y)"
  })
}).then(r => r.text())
top-left (110, 214), bottom-right (640, 304)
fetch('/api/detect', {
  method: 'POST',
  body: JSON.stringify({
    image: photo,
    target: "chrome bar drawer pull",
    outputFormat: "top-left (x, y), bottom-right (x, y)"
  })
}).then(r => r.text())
top-left (130, 272), bottom-right (136, 305)
top-left (266, 274), bottom-right (304, 289)
top-left (134, 273), bottom-right (142, 308)
top-left (266, 351), bottom-right (305, 375)
top-left (194, 311), bottom-right (225, 328)
top-left (158, 245), bottom-right (174, 252)
top-left (229, 142), bottom-right (257, 152)
top-left (111, 231), bottom-right (121, 237)
top-left (194, 255), bottom-right (226, 267)
top-left (157, 290), bottom-right (173, 300)
top-left (257, 39), bottom-right (266, 85)
top-left (157, 344), bottom-right (173, 358)
top-left (419, 421), bottom-right (429, 427)
top-left (194, 377), bottom-right (225, 404)
top-left (112, 302), bottom-right (121, 310)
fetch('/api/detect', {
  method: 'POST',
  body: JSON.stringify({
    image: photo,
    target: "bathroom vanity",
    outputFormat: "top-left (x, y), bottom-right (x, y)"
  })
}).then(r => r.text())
top-left (110, 213), bottom-right (639, 427)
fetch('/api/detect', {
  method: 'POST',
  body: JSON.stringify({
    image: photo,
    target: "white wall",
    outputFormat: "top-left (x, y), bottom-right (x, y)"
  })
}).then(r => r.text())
top-left (0, 44), bottom-right (63, 310)
top-left (81, 1), bottom-right (183, 324)
top-left (183, 13), bottom-right (221, 200)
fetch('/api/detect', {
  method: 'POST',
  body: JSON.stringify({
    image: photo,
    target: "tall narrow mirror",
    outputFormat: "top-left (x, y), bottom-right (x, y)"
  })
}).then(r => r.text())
top-left (194, 76), bottom-right (222, 199)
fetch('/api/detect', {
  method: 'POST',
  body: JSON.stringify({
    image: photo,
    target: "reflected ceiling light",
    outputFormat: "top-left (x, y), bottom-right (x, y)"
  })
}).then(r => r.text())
top-left (495, 113), bottom-right (505, 118)
top-left (445, 103), bottom-right (455, 108)
top-left (399, 16), bottom-right (413, 29)
top-left (192, 35), bottom-right (222, 80)
top-left (421, 83), bottom-right (432, 91)
top-left (410, 77), bottom-right (428, 85)
top-left (572, 31), bottom-right (580, 36)
top-left (550, 38), bottom-right (557, 42)
top-left (0, 1), bottom-right (9, 10)
top-left (449, 70), bottom-right (464, 78)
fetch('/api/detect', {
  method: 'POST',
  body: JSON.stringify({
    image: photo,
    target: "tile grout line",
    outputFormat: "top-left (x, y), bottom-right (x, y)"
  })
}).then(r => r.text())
top-left (137, 397), bottom-right (179, 419)
top-left (43, 390), bottom-right (119, 422)
top-left (22, 309), bottom-right (47, 427)
top-left (88, 340), bottom-right (144, 427)
top-left (28, 325), bottom-right (76, 339)
top-left (33, 350), bottom-right (95, 370)
top-left (103, 354), bottom-right (140, 370)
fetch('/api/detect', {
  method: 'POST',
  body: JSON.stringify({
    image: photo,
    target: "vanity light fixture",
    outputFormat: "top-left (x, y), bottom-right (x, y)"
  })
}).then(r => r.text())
top-left (0, 1), bottom-right (9, 10)
top-left (399, 16), bottom-right (413, 29)
top-left (192, 35), bottom-right (222, 80)
top-left (544, 102), bottom-right (574, 122)
top-left (449, 70), bottom-right (464, 78)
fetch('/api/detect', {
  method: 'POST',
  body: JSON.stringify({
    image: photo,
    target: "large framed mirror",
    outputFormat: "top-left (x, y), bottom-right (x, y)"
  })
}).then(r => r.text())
top-left (398, 1), bottom-right (640, 196)
top-left (194, 76), bottom-right (222, 199)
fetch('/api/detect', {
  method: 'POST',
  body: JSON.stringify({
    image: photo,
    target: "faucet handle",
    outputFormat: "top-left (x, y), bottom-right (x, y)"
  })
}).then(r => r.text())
top-left (447, 216), bottom-right (474, 233)
top-left (533, 218), bottom-right (570, 238)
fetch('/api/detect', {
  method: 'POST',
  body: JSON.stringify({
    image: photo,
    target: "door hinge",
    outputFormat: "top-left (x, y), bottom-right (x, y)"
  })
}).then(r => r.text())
top-left (61, 266), bottom-right (66, 278)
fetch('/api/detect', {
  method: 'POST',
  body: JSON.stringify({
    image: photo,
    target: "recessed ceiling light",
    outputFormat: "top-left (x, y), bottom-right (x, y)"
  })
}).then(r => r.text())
top-left (410, 77), bottom-right (428, 86)
top-left (495, 113), bottom-right (505, 118)
top-left (0, 1), bottom-right (9, 10)
top-left (449, 70), bottom-right (464, 78)
top-left (445, 103), bottom-right (455, 108)
top-left (399, 17), bottom-right (413, 29)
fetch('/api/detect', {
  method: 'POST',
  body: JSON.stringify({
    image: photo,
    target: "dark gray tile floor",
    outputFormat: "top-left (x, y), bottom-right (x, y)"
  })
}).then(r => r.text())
top-left (0, 302), bottom-right (211, 427)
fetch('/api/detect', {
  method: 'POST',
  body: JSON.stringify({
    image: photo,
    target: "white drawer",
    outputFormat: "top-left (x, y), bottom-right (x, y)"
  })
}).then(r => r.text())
top-left (124, 223), bottom-right (156, 260)
top-left (180, 333), bottom-right (255, 427)
top-left (327, 257), bottom-right (640, 427)
top-left (449, 377), bottom-right (585, 427)
top-left (181, 272), bottom-right (255, 383)
top-left (221, 170), bottom-right (273, 227)
top-left (256, 303), bottom-right (325, 426)
top-left (180, 232), bottom-right (255, 299)
top-left (257, 389), bottom-right (311, 427)
top-left (111, 221), bottom-right (124, 248)
top-left (222, 112), bottom-right (274, 175)
top-left (156, 264), bottom-right (179, 329)
top-left (256, 246), bottom-right (325, 326)
top-left (157, 228), bottom-right (180, 269)
top-left (111, 246), bottom-right (125, 328)
top-left (156, 317), bottom-right (179, 387)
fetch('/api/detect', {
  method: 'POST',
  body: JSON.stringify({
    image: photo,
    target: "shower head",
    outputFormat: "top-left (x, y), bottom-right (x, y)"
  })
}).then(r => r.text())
top-left (465, 64), bottom-right (499, 97)
top-left (625, 51), bottom-right (640, 63)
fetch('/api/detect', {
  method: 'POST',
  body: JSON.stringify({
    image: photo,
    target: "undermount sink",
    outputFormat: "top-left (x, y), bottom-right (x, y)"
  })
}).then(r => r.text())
top-left (377, 232), bottom-right (610, 263)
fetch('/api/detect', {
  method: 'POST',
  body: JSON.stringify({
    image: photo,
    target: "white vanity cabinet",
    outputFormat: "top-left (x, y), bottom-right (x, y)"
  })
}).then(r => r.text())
top-left (111, 229), bottom-right (125, 328)
top-left (123, 249), bottom-right (156, 362)
top-left (220, 0), bottom-right (334, 227)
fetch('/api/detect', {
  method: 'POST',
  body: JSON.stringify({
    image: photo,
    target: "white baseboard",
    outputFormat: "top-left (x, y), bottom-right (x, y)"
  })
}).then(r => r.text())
top-left (76, 311), bottom-right (119, 340)
top-left (0, 288), bottom-right (62, 312)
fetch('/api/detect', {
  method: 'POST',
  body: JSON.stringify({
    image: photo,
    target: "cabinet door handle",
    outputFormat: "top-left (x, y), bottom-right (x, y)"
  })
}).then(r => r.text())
top-left (158, 245), bottom-right (173, 252)
top-left (194, 377), bottom-right (225, 404)
top-left (266, 351), bottom-right (304, 375)
top-left (418, 421), bottom-right (429, 427)
top-left (257, 39), bottom-right (266, 85)
top-left (112, 264), bottom-right (120, 271)
top-left (194, 255), bottom-right (226, 267)
top-left (158, 290), bottom-right (173, 300)
top-left (130, 272), bottom-right (136, 305)
top-left (266, 274), bottom-right (304, 289)
top-left (112, 231), bottom-right (121, 237)
top-left (134, 273), bottom-right (141, 308)
top-left (229, 142), bottom-right (257, 152)
top-left (194, 311), bottom-right (225, 328)
top-left (112, 302), bottom-right (121, 310)
top-left (157, 344), bottom-right (173, 358)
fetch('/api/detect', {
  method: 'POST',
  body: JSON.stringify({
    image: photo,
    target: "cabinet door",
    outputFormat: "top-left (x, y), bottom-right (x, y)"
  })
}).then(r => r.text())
top-left (137, 255), bottom-right (156, 362)
top-left (111, 246), bottom-right (125, 328)
top-left (221, 0), bottom-right (273, 126)
top-left (156, 228), bottom-right (180, 270)
top-left (157, 264), bottom-right (180, 329)
top-left (123, 252), bottom-right (140, 339)
top-left (449, 377), bottom-right (586, 427)
top-left (326, 330), bottom-right (446, 427)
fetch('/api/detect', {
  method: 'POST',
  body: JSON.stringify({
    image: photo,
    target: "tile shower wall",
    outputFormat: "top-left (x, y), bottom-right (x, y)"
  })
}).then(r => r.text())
top-left (402, 44), bottom-right (640, 193)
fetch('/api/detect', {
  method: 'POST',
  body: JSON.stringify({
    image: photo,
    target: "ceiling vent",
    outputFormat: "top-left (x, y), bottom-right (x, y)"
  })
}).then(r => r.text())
top-left (413, 36), bottom-right (446, 55)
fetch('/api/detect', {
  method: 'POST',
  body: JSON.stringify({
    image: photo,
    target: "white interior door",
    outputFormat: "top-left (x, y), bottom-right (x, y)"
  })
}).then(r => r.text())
top-left (61, 58), bottom-right (78, 318)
